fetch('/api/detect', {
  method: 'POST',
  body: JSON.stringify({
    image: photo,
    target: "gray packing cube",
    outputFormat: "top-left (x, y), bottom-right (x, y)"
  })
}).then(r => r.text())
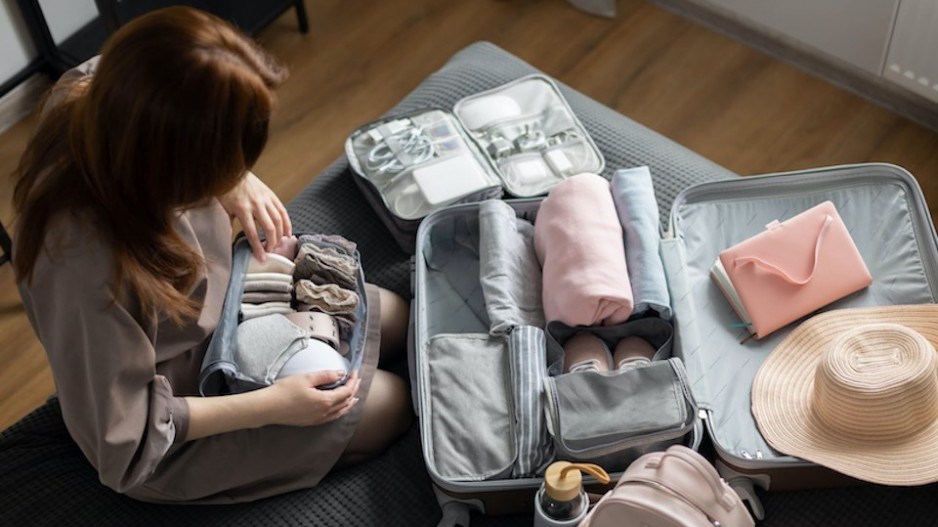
top-left (346, 75), bottom-right (604, 252)
top-left (544, 358), bottom-right (697, 471)
top-left (542, 317), bottom-right (695, 471)
top-left (661, 163), bottom-right (938, 520)
top-left (198, 236), bottom-right (369, 395)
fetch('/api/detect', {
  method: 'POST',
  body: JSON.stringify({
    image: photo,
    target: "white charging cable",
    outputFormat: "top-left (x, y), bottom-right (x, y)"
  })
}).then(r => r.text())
top-left (364, 126), bottom-right (435, 174)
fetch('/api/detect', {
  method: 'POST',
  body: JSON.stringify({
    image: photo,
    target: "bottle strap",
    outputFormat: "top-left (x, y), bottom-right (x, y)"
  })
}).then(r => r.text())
top-left (562, 463), bottom-right (611, 485)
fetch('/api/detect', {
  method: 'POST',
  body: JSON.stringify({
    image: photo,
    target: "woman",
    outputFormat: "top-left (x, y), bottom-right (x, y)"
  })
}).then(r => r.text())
top-left (11, 7), bottom-right (411, 503)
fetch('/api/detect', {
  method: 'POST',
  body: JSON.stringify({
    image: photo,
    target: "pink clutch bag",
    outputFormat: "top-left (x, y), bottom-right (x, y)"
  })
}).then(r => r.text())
top-left (710, 201), bottom-right (872, 339)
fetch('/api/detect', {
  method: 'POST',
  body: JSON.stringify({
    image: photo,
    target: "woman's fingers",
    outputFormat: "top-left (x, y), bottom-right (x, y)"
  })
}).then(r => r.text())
top-left (276, 198), bottom-right (292, 238)
top-left (238, 210), bottom-right (265, 261)
top-left (264, 201), bottom-right (285, 251)
top-left (324, 394), bottom-right (360, 421)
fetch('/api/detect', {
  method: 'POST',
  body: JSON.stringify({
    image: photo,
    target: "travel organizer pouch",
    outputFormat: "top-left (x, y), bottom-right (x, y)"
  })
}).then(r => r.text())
top-left (711, 201), bottom-right (872, 339)
top-left (345, 75), bottom-right (604, 251)
top-left (198, 236), bottom-right (368, 396)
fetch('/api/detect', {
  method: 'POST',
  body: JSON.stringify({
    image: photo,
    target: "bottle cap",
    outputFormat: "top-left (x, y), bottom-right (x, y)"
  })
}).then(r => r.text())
top-left (544, 462), bottom-right (610, 502)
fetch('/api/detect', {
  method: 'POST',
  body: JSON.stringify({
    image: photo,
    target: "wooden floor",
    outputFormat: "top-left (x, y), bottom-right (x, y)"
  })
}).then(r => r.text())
top-left (2, 0), bottom-right (937, 431)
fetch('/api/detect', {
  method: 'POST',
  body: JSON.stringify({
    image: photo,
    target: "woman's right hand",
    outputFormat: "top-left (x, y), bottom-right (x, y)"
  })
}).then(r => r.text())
top-left (266, 371), bottom-right (361, 427)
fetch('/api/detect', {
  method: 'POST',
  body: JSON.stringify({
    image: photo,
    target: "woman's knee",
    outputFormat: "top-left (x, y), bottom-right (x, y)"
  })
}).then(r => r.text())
top-left (342, 371), bottom-right (412, 462)
top-left (378, 287), bottom-right (409, 363)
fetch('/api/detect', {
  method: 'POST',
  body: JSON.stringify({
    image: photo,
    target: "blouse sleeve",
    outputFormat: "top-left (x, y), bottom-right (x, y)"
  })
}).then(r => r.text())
top-left (20, 220), bottom-right (189, 494)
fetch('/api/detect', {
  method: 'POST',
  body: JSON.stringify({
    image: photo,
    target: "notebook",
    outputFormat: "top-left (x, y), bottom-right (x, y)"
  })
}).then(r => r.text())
top-left (710, 201), bottom-right (873, 339)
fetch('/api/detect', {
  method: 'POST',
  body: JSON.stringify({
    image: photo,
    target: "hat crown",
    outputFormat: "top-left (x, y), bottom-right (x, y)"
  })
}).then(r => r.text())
top-left (812, 323), bottom-right (938, 441)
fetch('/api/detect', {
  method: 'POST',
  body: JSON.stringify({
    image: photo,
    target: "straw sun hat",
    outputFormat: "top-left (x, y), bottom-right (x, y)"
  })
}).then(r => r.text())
top-left (751, 305), bottom-right (938, 486)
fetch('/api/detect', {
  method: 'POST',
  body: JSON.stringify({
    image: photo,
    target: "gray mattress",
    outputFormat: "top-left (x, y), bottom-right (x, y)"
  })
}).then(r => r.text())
top-left (2, 41), bottom-right (937, 526)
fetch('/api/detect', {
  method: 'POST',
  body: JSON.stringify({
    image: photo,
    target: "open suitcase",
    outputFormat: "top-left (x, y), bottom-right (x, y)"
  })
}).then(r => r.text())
top-left (410, 162), bottom-right (938, 525)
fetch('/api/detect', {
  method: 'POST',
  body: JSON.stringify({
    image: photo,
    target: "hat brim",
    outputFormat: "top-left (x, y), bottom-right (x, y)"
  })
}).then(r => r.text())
top-left (752, 305), bottom-right (938, 486)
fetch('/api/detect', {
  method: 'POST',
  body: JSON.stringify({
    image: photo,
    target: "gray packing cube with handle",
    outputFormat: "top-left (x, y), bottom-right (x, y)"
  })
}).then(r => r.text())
top-left (544, 358), bottom-right (697, 471)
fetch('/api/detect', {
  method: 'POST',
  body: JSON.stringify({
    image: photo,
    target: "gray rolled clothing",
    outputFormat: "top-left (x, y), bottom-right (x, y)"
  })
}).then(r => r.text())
top-left (16, 199), bottom-right (382, 503)
top-left (478, 199), bottom-right (545, 334)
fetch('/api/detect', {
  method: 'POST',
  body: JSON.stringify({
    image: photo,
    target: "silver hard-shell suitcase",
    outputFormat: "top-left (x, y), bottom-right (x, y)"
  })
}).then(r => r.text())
top-left (410, 162), bottom-right (938, 525)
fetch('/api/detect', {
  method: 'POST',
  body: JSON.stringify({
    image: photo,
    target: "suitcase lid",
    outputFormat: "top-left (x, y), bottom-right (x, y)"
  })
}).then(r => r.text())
top-left (662, 162), bottom-right (938, 468)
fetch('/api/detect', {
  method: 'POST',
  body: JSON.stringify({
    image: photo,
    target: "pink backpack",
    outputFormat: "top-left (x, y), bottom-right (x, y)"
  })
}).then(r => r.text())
top-left (580, 445), bottom-right (754, 527)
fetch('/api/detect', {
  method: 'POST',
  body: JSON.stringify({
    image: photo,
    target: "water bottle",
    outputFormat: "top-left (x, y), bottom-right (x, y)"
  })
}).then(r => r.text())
top-left (534, 462), bottom-right (610, 527)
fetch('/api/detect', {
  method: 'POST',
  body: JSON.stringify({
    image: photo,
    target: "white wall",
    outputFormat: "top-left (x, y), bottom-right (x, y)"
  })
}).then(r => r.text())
top-left (1, 0), bottom-right (97, 87)
top-left (700, 0), bottom-right (901, 74)
top-left (40, 0), bottom-right (96, 44)
top-left (0, 0), bottom-right (37, 83)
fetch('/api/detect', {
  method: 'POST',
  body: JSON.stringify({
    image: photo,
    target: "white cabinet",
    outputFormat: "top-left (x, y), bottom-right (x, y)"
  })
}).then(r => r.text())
top-left (701, 0), bottom-right (900, 74)
top-left (1, 2), bottom-right (37, 82)
top-left (883, 0), bottom-right (938, 103)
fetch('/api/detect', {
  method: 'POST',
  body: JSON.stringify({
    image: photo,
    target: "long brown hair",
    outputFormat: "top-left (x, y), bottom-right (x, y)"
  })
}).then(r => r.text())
top-left (12, 6), bottom-right (287, 324)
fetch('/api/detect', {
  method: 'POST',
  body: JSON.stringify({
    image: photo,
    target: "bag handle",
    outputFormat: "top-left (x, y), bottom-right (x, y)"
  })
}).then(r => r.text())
top-left (733, 214), bottom-right (833, 285)
top-left (645, 446), bottom-right (735, 512)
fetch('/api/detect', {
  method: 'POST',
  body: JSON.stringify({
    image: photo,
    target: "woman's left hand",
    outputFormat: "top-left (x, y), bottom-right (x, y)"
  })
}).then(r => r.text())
top-left (219, 171), bottom-right (292, 260)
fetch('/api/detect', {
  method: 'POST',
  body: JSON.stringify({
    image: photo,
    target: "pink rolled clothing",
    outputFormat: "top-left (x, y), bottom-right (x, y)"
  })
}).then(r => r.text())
top-left (533, 173), bottom-right (633, 326)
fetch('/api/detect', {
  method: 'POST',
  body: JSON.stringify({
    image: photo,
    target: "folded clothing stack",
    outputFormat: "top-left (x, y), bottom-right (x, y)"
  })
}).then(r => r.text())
top-left (294, 235), bottom-right (362, 340)
top-left (233, 234), bottom-right (365, 384)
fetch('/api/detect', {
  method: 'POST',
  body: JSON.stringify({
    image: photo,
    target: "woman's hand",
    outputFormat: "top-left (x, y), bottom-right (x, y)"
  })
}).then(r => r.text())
top-left (184, 371), bottom-right (361, 441)
top-left (267, 371), bottom-right (362, 427)
top-left (219, 170), bottom-right (292, 260)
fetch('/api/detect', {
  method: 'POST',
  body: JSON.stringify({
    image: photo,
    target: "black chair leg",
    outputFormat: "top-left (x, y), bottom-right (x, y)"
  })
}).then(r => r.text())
top-left (294, 0), bottom-right (309, 33)
top-left (0, 222), bottom-right (11, 266)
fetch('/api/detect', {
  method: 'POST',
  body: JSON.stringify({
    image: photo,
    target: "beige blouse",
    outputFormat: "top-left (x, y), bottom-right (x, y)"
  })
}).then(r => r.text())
top-left (18, 202), bottom-right (232, 494)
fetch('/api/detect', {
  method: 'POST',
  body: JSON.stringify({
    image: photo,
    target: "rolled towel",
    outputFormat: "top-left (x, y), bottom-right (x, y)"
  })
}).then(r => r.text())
top-left (298, 234), bottom-right (358, 255)
top-left (241, 291), bottom-right (293, 304)
top-left (533, 173), bottom-right (633, 326)
top-left (479, 200), bottom-right (545, 335)
top-left (610, 167), bottom-right (671, 320)
top-left (245, 272), bottom-right (294, 284)
top-left (295, 279), bottom-right (359, 315)
top-left (242, 280), bottom-right (293, 294)
top-left (247, 252), bottom-right (296, 275)
top-left (294, 243), bottom-right (359, 289)
top-left (240, 301), bottom-right (294, 321)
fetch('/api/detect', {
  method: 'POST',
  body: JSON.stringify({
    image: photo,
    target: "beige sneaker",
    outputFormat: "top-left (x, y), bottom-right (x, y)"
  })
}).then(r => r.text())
top-left (563, 332), bottom-right (613, 373)
top-left (612, 336), bottom-right (656, 371)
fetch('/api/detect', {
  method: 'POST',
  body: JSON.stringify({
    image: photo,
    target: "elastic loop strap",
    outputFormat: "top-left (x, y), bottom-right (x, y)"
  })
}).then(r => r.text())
top-left (734, 214), bottom-right (833, 285)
